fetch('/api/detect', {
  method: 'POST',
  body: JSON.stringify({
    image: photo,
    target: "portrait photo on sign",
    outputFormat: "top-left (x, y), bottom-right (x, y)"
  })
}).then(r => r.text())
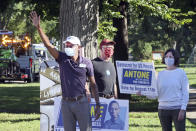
top-left (103, 100), bottom-right (126, 130)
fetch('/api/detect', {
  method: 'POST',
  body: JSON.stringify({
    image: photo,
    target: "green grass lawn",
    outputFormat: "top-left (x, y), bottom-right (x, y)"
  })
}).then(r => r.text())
top-left (130, 95), bottom-right (158, 111)
top-left (129, 112), bottom-right (196, 131)
top-left (0, 82), bottom-right (40, 131)
top-left (0, 82), bottom-right (40, 113)
top-left (183, 67), bottom-right (196, 88)
top-left (0, 113), bottom-right (40, 131)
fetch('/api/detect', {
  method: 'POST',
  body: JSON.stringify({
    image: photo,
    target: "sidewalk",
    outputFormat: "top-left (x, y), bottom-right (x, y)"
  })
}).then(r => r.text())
top-left (186, 86), bottom-right (196, 125)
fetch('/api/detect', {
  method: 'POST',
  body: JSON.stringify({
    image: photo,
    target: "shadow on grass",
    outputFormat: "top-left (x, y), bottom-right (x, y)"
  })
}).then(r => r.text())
top-left (3, 81), bottom-right (28, 84)
top-left (186, 72), bottom-right (196, 75)
top-left (0, 118), bottom-right (40, 123)
top-left (188, 118), bottom-right (196, 125)
top-left (129, 123), bottom-right (195, 129)
top-left (190, 84), bottom-right (196, 88)
top-left (0, 85), bottom-right (40, 113)
top-left (129, 123), bottom-right (161, 128)
top-left (189, 92), bottom-right (196, 98)
top-left (129, 95), bottom-right (158, 112)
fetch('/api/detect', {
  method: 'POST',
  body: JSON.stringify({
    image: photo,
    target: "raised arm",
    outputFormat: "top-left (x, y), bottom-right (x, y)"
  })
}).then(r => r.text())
top-left (30, 11), bottom-right (59, 59)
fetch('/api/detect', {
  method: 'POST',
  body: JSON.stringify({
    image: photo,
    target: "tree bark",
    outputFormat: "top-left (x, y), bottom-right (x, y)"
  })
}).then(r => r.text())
top-left (60, 0), bottom-right (98, 59)
top-left (0, 1), bottom-right (15, 30)
top-left (113, 1), bottom-right (130, 100)
top-left (113, 1), bottom-right (129, 61)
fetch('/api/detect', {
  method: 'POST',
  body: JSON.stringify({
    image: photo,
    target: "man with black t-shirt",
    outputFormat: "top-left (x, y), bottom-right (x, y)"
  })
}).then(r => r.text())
top-left (92, 39), bottom-right (118, 99)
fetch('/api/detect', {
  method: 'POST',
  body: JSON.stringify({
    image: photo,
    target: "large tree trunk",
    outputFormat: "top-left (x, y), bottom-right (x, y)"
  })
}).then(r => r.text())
top-left (113, 1), bottom-right (129, 61)
top-left (113, 1), bottom-right (130, 100)
top-left (0, 4), bottom-right (14, 30)
top-left (60, 0), bottom-right (98, 59)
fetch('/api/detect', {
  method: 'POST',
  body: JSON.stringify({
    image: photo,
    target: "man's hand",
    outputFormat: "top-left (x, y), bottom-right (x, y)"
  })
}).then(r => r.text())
top-left (29, 11), bottom-right (40, 29)
top-left (86, 93), bottom-right (91, 103)
top-left (95, 104), bottom-right (101, 120)
top-left (29, 11), bottom-right (59, 59)
top-left (178, 110), bottom-right (185, 121)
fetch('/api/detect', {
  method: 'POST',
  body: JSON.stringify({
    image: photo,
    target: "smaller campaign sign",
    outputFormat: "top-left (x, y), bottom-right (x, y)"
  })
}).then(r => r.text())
top-left (54, 97), bottom-right (129, 131)
top-left (116, 61), bottom-right (158, 96)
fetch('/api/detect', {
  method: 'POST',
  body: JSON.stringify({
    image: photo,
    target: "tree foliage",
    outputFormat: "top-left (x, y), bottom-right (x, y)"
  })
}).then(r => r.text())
top-left (98, 0), bottom-right (196, 61)
top-left (98, 0), bottom-right (195, 40)
top-left (0, 0), bottom-right (60, 43)
top-left (128, 0), bottom-right (196, 61)
top-left (1, 0), bottom-right (196, 62)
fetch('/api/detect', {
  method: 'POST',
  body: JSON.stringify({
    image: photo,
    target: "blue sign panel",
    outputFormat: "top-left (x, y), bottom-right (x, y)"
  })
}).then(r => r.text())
top-left (122, 69), bottom-right (152, 86)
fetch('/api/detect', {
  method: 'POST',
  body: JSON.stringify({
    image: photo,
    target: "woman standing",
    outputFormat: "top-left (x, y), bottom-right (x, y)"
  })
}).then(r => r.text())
top-left (156, 48), bottom-right (189, 131)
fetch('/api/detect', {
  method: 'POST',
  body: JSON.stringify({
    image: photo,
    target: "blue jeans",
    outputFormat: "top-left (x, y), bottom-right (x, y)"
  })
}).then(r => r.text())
top-left (61, 96), bottom-right (92, 131)
top-left (158, 109), bottom-right (186, 131)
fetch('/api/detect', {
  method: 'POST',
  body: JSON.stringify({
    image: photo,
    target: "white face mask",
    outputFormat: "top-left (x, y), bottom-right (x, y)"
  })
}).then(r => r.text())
top-left (165, 58), bottom-right (174, 67)
top-left (64, 47), bottom-right (75, 56)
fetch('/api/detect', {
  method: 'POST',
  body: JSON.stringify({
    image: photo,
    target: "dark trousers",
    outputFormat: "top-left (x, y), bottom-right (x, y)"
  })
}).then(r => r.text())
top-left (61, 96), bottom-right (92, 131)
top-left (158, 109), bottom-right (186, 131)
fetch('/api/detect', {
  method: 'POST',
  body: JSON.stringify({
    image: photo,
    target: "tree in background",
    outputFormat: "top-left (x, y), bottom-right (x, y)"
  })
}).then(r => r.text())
top-left (60, 0), bottom-right (98, 59)
top-left (1, 0), bottom-right (196, 61)
top-left (128, 0), bottom-right (196, 62)
top-left (28, 0), bottom-right (60, 44)
top-left (98, 0), bottom-right (129, 61)
top-left (98, 0), bottom-right (196, 61)
top-left (0, 0), bottom-right (17, 29)
top-left (0, 0), bottom-right (60, 44)
top-left (112, 0), bottom-right (129, 61)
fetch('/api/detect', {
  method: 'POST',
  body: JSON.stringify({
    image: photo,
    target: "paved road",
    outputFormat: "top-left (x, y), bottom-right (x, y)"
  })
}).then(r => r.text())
top-left (187, 86), bottom-right (196, 125)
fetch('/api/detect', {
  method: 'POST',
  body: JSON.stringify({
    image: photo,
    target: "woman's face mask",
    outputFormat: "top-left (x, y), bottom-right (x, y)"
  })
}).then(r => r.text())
top-left (165, 52), bottom-right (175, 67)
top-left (165, 57), bottom-right (175, 67)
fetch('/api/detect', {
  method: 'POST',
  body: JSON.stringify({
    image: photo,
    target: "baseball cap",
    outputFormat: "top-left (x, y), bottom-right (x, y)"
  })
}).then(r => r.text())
top-left (100, 39), bottom-right (116, 49)
top-left (63, 36), bottom-right (81, 46)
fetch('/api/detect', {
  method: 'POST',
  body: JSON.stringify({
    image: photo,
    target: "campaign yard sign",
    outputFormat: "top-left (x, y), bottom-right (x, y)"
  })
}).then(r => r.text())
top-left (54, 97), bottom-right (129, 131)
top-left (116, 61), bottom-right (158, 96)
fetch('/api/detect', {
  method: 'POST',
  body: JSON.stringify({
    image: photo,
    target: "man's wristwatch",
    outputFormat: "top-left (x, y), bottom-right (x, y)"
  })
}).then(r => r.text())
top-left (96, 102), bottom-right (101, 107)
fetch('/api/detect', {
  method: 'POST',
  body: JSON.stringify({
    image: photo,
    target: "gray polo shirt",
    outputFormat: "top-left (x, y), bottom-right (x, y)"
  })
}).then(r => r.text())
top-left (56, 51), bottom-right (94, 97)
